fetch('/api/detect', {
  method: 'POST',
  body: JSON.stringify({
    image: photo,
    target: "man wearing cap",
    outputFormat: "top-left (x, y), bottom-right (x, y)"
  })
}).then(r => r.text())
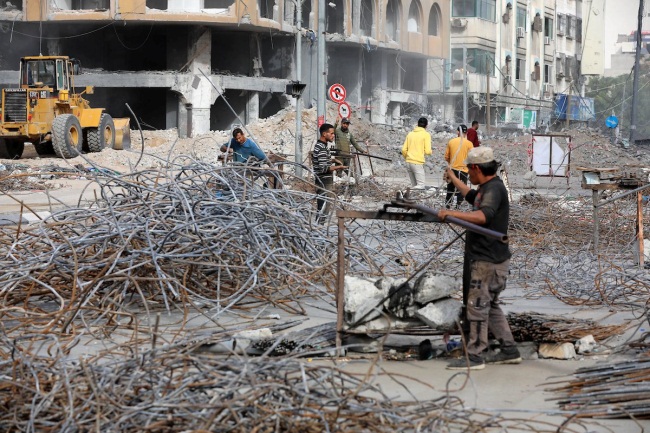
top-left (401, 117), bottom-right (432, 190)
top-left (438, 147), bottom-right (521, 370)
top-left (334, 118), bottom-right (366, 179)
top-left (444, 124), bottom-right (474, 208)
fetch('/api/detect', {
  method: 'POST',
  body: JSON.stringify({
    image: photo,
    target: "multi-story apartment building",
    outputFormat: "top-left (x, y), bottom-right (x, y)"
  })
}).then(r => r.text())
top-left (431, 0), bottom-right (598, 130)
top-left (0, 1), bottom-right (450, 137)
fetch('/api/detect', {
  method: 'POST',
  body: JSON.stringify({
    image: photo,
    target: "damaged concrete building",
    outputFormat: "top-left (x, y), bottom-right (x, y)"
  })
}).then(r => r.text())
top-left (0, 0), bottom-right (450, 137)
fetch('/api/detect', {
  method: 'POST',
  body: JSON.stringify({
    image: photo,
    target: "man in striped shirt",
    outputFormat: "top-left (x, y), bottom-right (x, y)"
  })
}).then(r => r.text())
top-left (312, 123), bottom-right (347, 224)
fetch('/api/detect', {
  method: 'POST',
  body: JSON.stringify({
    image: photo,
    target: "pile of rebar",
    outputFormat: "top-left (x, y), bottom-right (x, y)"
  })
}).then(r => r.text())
top-left (507, 312), bottom-right (628, 343)
top-left (0, 334), bottom-right (615, 432)
top-left (548, 357), bottom-right (650, 419)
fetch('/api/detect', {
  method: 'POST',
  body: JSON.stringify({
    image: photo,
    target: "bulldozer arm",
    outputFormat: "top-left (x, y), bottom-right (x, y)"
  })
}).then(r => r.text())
top-left (113, 118), bottom-right (131, 150)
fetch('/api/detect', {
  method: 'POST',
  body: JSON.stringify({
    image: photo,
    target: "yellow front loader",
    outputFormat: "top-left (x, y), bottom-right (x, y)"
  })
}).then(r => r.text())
top-left (0, 55), bottom-right (130, 159)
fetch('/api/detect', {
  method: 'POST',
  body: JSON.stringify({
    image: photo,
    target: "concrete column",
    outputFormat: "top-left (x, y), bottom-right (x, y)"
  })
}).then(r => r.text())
top-left (187, 27), bottom-right (214, 135)
top-left (352, 0), bottom-right (361, 35)
top-left (248, 34), bottom-right (263, 124)
top-left (370, 54), bottom-right (389, 124)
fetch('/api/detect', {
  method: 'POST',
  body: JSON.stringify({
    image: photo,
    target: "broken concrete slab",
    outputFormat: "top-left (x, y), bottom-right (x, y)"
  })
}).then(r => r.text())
top-left (414, 273), bottom-right (460, 305)
top-left (538, 342), bottom-right (576, 360)
top-left (348, 315), bottom-right (423, 333)
top-left (414, 299), bottom-right (462, 331)
top-left (344, 276), bottom-right (388, 325)
top-left (385, 277), bottom-right (417, 319)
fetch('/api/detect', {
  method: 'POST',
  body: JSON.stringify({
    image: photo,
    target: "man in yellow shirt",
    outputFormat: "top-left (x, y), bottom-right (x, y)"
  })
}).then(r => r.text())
top-left (444, 124), bottom-right (473, 208)
top-left (401, 117), bottom-right (432, 190)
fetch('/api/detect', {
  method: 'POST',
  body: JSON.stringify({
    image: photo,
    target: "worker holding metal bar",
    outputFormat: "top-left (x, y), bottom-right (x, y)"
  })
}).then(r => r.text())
top-left (438, 147), bottom-right (521, 370)
top-left (333, 117), bottom-right (366, 180)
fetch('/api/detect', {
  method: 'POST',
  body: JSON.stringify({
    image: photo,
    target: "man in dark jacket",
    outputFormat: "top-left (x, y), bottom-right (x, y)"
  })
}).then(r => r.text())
top-left (438, 147), bottom-right (521, 370)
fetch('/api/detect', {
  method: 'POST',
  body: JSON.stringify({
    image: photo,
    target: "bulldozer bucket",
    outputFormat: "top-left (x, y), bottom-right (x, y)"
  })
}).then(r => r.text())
top-left (113, 118), bottom-right (131, 150)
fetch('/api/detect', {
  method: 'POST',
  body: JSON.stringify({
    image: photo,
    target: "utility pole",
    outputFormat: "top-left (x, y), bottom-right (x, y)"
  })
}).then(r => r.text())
top-left (486, 56), bottom-right (491, 133)
top-left (630, 0), bottom-right (644, 143)
top-left (463, 47), bottom-right (468, 124)
top-left (317, 0), bottom-right (326, 126)
top-left (566, 82), bottom-right (571, 129)
top-left (295, 0), bottom-right (303, 178)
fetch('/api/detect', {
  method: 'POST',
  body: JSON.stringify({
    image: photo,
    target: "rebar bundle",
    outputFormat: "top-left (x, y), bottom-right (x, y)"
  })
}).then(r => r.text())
top-left (548, 357), bottom-right (650, 419)
top-left (507, 312), bottom-right (628, 343)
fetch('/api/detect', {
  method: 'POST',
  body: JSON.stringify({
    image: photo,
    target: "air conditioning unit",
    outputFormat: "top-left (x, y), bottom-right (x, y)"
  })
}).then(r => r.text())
top-left (516, 27), bottom-right (525, 38)
top-left (542, 83), bottom-right (552, 94)
top-left (452, 69), bottom-right (464, 81)
top-left (503, 74), bottom-right (512, 85)
top-left (451, 18), bottom-right (467, 29)
top-left (544, 36), bottom-right (551, 45)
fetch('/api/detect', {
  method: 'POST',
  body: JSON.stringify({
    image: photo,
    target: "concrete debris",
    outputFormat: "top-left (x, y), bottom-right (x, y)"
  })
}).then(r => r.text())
top-left (414, 298), bottom-right (462, 331)
top-left (414, 273), bottom-right (460, 304)
top-left (344, 334), bottom-right (381, 353)
top-left (344, 276), bottom-right (388, 324)
top-left (347, 315), bottom-right (423, 333)
top-left (538, 342), bottom-right (576, 360)
top-left (574, 335), bottom-right (597, 354)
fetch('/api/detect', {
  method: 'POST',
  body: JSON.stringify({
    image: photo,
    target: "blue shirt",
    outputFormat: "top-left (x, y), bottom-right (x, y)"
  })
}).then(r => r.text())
top-left (226, 138), bottom-right (267, 163)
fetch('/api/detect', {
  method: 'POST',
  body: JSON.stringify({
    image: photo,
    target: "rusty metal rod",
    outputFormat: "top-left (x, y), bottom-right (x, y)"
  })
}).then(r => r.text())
top-left (395, 199), bottom-right (509, 242)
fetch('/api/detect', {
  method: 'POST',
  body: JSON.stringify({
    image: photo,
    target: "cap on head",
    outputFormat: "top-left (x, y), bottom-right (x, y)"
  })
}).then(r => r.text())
top-left (341, 117), bottom-right (351, 124)
top-left (417, 117), bottom-right (428, 127)
top-left (464, 147), bottom-right (495, 165)
top-left (458, 124), bottom-right (468, 134)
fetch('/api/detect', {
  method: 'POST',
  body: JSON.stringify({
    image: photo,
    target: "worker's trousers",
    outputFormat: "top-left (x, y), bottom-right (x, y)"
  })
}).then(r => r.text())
top-left (405, 162), bottom-right (426, 188)
top-left (315, 174), bottom-right (334, 224)
top-left (465, 259), bottom-right (517, 356)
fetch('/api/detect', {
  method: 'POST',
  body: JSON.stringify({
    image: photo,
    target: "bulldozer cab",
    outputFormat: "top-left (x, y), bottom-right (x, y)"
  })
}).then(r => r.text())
top-left (20, 57), bottom-right (74, 93)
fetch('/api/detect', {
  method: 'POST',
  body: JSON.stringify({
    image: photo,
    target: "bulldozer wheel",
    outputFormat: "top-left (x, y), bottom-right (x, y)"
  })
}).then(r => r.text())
top-left (86, 113), bottom-right (115, 153)
top-left (0, 138), bottom-right (25, 159)
top-left (52, 114), bottom-right (83, 158)
top-left (34, 142), bottom-right (55, 156)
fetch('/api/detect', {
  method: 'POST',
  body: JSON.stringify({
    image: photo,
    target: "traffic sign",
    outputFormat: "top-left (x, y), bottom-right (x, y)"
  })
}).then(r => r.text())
top-left (605, 115), bottom-right (619, 129)
top-left (328, 83), bottom-right (347, 103)
top-left (338, 102), bottom-right (351, 119)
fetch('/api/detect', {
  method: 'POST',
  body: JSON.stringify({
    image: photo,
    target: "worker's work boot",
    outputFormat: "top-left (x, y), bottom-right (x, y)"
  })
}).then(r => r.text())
top-left (446, 353), bottom-right (485, 370)
top-left (484, 345), bottom-right (522, 365)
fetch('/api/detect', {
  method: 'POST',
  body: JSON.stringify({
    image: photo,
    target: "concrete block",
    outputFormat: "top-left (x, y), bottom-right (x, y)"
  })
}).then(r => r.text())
top-left (574, 335), bottom-right (597, 354)
top-left (385, 277), bottom-right (417, 318)
top-left (344, 276), bottom-right (387, 325)
top-left (414, 299), bottom-right (462, 331)
top-left (414, 273), bottom-right (460, 304)
top-left (538, 342), bottom-right (576, 360)
top-left (349, 315), bottom-right (422, 333)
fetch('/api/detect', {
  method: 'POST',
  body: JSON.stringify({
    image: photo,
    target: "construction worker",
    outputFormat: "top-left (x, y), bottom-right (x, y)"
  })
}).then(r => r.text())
top-left (438, 147), bottom-right (521, 370)
top-left (220, 128), bottom-right (269, 164)
top-left (334, 117), bottom-right (366, 178)
top-left (401, 117), bottom-right (432, 190)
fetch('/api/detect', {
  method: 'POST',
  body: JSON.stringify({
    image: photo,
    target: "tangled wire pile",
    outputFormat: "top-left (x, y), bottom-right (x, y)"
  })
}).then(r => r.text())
top-left (0, 160), bottom-right (349, 337)
top-left (0, 335), bottom-right (617, 433)
top-left (507, 193), bottom-right (650, 309)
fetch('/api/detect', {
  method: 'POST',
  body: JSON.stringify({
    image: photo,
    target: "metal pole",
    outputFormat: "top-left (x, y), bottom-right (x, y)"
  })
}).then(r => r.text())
top-left (463, 47), bottom-right (468, 124)
top-left (486, 56), bottom-right (491, 133)
top-left (295, 0), bottom-right (303, 178)
top-left (336, 214), bottom-right (346, 356)
top-left (317, 0), bottom-right (326, 126)
top-left (638, 190), bottom-right (644, 269)
top-left (592, 189), bottom-right (599, 254)
top-left (630, 0), bottom-right (644, 144)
